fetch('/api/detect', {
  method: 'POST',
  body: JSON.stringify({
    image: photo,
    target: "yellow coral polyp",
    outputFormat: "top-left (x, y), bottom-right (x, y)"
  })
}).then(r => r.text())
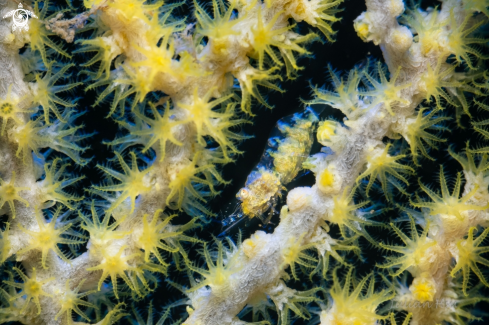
top-left (3, 267), bottom-right (54, 315)
top-left (76, 36), bottom-right (122, 81)
top-left (450, 227), bottom-right (489, 296)
top-left (320, 268), bottom-right (393, 325)
top-left (319, 168), bottom-right (334, 188)
top-left (377, 216), bottom-right (437, 276)
top-left (37, 158), bottom-right (84, 209)
top-left (235, 66), bottom-right (283, 114)
top-left (405, 8), bottom-right (447, 56)
top-left (54, 279), bottom-right (95, 324)
top-left (28, 1), bottom-right (71, 67)
top-left (390, 28), bottom-right (413, 50)
top-left (195, 0), bottom-right (242, 55)
top-left (410, 274), bottom-right (436, 302)
top-left (356, 143), bottom-right (413, 199)
top-left (0, 172), bottom-right (30, 219)
top-left (210, 38), bottom-right (231, 55)
top-left (179, 87), bottom-right (245, 159)
top-left (411, 166), bottom-right (489, 221)
top-left (306, 66), bottom-right (363, 118)
top-left (187, 241), bottom-right (241, 292)
top-left (418, 59), bottom-right (462, 110)
top-left (354, 20), bottom-right (370, 41)
top-left (281, 234), bottom-right (317, 280)
top-left (177, 51), bottom-right (208, 80)
top-left (421, 37), bottom-right (444, 56)
top-left (166, 151), bottom-right (223, 211)
top-left (131, 32), bottom-right (176, 82)
top-left (249, 8), bottom-right (293, 69)
top-left (247, 6), bottom-right (319, 79)
top-left (93, 151), bottom-right (152, 213)
top-left (327, 186), bottom-right (377, 243)
top-left (389, 0), bottom-right (404, 16)
top-left (86, 245), bottom-right (140, 299)
top-left (78, 201), bottom-right (131, 257)
top-left (178, 87), bottom-right (233, 145)
top-left (132, 101), bottom-right (185, 162)
top-left (363, 64), bottom-right (411, 115)
top-left (289, 0), bottom-right (343, 41)
top-left (419, 28), bottom-right (445, 56)
top-left (449, 143), bottom-right (489, 200)
top-left (118, 65), bottom-right (155, 107)
top-left (17, 208), bottom-right (84, 269)
top-left (31, 64), bottom-right (81, 124)
top-left (402, 107), bottom-right (450, 166)
top-left (446, 10), bottom-right (489, 70)
top-left (242, 238), bottom-right (258, 258)
top-left (317, 120), bottom-right (336, 145)
top-left (136, 210), bottom-right (180, 266)
top-left (0, 85), bottom-right (32, 135)
top-left (8, 117), bottom-right (47, 164)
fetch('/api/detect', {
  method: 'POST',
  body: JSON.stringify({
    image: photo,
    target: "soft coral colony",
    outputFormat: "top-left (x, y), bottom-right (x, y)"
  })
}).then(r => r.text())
top-left (0, 0), bottom-right (489, 324)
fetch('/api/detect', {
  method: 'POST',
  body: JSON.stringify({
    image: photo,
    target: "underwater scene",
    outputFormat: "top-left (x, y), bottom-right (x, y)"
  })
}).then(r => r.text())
top-left (1, 0), bottom-right (489, 324)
